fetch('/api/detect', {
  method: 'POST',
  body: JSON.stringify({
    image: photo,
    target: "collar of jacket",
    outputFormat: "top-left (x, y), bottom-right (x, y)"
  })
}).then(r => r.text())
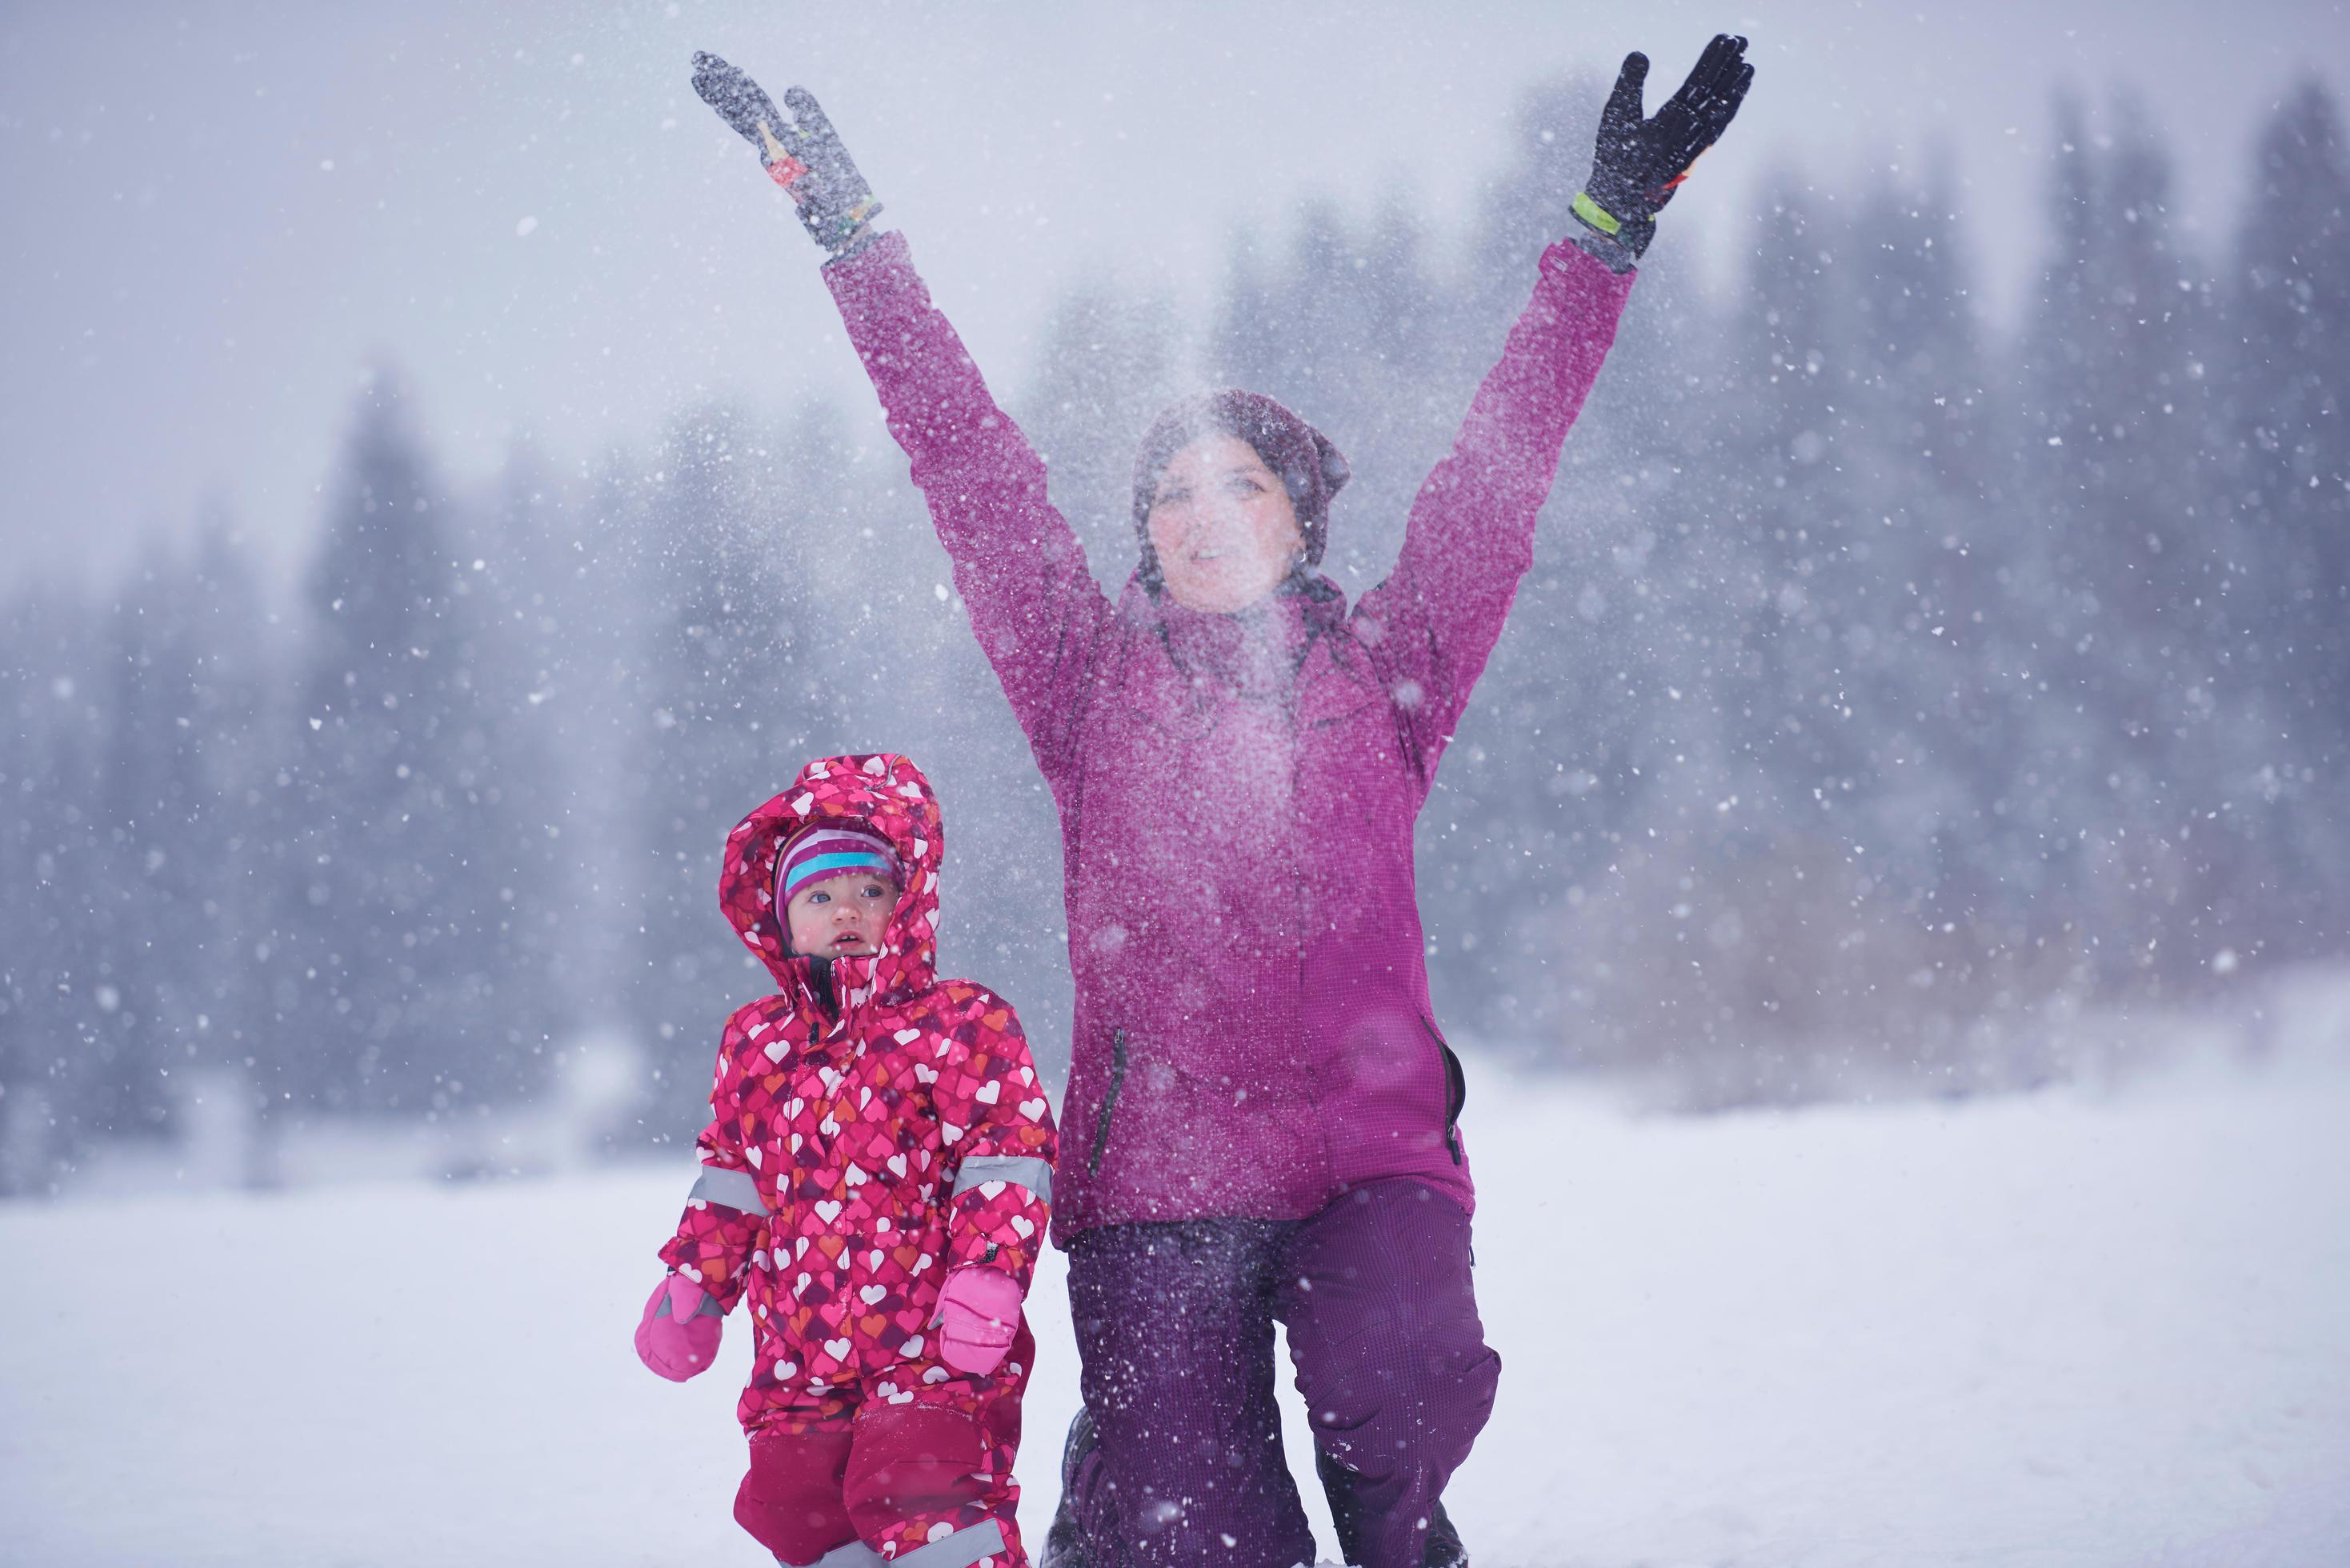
top-left (1126, 569), bottom-right (1348, 693)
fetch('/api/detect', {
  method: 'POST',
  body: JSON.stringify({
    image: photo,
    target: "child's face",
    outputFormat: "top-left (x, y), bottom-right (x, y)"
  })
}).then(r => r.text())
top-left (785, 874), bottom-right (899, 958)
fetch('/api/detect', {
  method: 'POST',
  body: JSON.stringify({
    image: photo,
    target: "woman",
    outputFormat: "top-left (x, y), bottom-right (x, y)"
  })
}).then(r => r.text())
top-left (693, 36), bottom-right (1751, 1568)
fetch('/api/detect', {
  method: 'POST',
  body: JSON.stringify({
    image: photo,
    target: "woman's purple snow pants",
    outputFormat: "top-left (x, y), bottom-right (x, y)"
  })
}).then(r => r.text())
top-left (1059, 1178), bottom-right (1498, 1567)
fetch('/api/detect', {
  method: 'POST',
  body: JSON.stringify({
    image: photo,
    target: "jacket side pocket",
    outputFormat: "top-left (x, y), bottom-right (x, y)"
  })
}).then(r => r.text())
top-left (1086, 1027), bottom-right (1129, 1178)
top-left (1419, 1014), bottom-right (1466, 1166)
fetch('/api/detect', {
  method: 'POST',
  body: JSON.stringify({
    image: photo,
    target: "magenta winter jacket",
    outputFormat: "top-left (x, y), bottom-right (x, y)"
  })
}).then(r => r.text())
top-left (827, 230), bottom-right (1631, 1240)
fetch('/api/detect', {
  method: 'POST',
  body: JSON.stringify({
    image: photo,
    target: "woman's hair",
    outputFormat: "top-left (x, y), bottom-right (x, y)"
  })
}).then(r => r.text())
top-left (1131, 390), bottom-right (1351, 593)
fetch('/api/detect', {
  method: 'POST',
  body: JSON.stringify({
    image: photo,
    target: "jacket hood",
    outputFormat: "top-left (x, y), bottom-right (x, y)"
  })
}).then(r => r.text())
top-left (719, 753), bottom-right (946, 1013)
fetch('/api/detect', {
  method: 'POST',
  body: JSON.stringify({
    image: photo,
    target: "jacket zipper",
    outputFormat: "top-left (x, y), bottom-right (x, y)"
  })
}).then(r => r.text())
top-left (1420, 1014), bottom-right (1467, 1166)
top-left (1087, 1028), bottom-right (1129, 1178)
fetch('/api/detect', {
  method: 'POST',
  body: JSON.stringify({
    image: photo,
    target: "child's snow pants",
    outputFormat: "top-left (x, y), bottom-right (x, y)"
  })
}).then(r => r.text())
top-left (734, 1321), bottom-right (1035, 1568)
top-left (1057, 1178), bottom-right (1497, 1568)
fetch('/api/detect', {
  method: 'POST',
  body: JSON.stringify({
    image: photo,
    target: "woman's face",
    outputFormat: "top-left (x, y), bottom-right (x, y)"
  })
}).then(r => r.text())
top-left (1145, 434), bottom-right (1303, 614)
top-left (785, 874), bottom-right (898, 958)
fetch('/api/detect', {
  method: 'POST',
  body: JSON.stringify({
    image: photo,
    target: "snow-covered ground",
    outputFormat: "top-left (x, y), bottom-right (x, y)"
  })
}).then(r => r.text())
top-left (5, 1047), bottom-right (2348, 1566)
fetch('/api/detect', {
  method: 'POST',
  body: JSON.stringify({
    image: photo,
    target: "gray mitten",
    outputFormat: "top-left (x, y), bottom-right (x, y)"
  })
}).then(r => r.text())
top-left (692, 51), bottom-right (882, 260)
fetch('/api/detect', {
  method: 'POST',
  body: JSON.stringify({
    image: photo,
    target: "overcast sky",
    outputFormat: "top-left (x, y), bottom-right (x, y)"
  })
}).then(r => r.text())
top-left (4, 0), bottom-right (2344, 587)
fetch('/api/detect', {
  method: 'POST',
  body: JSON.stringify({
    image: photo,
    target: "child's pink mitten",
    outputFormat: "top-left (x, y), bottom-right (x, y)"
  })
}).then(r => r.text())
top-left (635, 1274), bottom-right (723, 1381)
top-left (934, 1266), bottom-right (1023, 1376)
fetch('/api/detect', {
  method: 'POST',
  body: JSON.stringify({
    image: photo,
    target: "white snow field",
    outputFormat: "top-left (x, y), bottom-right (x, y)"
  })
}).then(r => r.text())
top-left (4, 1047), bottom-right (2348, 1567)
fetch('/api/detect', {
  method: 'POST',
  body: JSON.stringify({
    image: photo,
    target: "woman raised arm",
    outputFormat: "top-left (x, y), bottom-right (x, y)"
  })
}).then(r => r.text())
top-left (1359, 34), bottom-right (1754, 777)
top-left (693, 53), bottom-right (1114, 791)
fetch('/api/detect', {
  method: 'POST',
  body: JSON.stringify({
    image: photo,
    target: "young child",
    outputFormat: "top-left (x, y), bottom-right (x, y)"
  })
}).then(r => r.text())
top-left (635, 751), bottom-right (1056, 1568)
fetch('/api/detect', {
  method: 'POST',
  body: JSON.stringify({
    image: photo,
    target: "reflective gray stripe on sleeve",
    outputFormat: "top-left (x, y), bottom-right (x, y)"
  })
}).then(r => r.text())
top-left (892, 1518), bottom-right (1006, 1568)
top-left (811, 1542), bottom-right (886, 1568)
top-left (949, 1155), bottom-right (1053, 1206)
top-left (687, 1162), bottom-right (770, 1217)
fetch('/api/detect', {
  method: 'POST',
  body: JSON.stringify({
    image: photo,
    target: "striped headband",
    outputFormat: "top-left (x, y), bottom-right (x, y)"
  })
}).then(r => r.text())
top-left (775, 822), bottom-right (900, 905)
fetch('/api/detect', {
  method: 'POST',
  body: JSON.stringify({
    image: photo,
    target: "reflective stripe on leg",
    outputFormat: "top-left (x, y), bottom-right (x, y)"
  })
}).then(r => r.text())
top-left (808, 1542), bottom-right (887, 1568)
top-left (892, 1518), bottom-right (1008, 1568)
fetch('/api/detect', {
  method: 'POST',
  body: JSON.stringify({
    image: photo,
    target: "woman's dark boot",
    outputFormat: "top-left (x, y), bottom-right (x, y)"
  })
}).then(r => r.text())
top-left (1039, 1406), bottom-right (1099, 1568)
top-left (1315, 1447), bottom-right (1468, 1567)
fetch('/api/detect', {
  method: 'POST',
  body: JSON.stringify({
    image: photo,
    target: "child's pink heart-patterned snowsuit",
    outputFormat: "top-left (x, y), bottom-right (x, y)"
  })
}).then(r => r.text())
top-left (656, 752), bottom-right (1055, 1568)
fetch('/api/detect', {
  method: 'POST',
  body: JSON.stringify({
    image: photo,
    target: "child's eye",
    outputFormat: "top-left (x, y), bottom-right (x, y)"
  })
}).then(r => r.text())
top-left (807, 890), bottom-right (828, 904)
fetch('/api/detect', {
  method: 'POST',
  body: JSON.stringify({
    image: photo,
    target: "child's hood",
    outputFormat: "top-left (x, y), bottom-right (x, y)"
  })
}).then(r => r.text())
top-left (719, 752), bottom-right (946, 1001)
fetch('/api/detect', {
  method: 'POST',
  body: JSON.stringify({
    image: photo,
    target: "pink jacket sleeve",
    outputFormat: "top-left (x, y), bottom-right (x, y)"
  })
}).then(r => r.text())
top-left (655, 1010), bottom-right (770, 1313)
top-left (926, 989), bottom-right (1057, 1295)
top-left (824, 233), bottom-right (1113, 789)
top-left (1354, 238), bottom-right (1635, 786)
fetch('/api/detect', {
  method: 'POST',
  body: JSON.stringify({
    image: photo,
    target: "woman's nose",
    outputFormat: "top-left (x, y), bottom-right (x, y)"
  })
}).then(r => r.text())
top-left (1183, 508), bottom-right (1231, 542)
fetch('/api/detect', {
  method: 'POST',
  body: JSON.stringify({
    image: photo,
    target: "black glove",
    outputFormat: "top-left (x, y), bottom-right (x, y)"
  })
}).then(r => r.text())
top-left (691, 52), bottom-right (882, 260)
top-left (1572, 34), bottom-right (1753, 270)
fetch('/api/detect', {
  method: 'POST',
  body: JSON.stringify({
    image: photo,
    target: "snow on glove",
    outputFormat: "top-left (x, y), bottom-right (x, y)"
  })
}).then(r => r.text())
top-left (691, 51), bottom-right (882, 260)
top-left (635, 1273), bottom-right (725, 1382)
top-left (1573, 33), bottom-right (1754, 270)
top-left (932, 1265), bottom-right (1023, 1377)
